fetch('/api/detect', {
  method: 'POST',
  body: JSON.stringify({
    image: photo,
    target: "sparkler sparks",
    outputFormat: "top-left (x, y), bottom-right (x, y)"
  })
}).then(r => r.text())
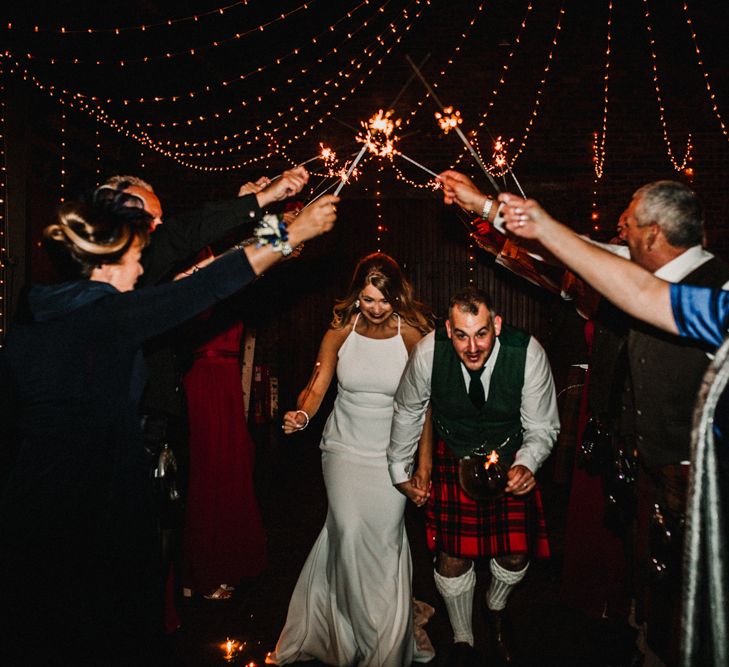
top-left (435, 106), bottom-right (462, 134)
top-left (319, 143), bottom-right (337, 172)
top-left (358, 109), bottom-right (401, 158)
top-left (484, 450), bottom-right (500, 469)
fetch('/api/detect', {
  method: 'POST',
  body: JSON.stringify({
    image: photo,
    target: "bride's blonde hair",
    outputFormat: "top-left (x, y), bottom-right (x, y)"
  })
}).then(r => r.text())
top-left (331, 253), bottom-right (433, 334)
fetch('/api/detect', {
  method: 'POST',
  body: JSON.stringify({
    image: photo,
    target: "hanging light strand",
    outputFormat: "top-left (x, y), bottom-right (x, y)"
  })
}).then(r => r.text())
top-left (590, 0), bottom-right (613, 233)
top-left (449, 1), bottom-right (533, 168)
top-left (8, 1), bottom-right (261, 36)
top-left (119, 0), bottom-right (392, 121)
top-left (680, 0), bottom-right (728, 142)
top-left (455, 3), bottom-right (565, 173)
top-left (60, 105), bottom-right (66, 202)
top-left (0, 1), bottom-right (430, 171)
top-left (0, 59), bottom-right (7, 345)
top-left (641, 0), bottom-right (692, 172)
top-left (593, 0), bottom-right (612, 180)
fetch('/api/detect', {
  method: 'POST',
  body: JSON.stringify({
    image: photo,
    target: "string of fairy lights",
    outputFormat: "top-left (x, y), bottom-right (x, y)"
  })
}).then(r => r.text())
top-left (680, 1), bottom-right (728, 143)
top-left (0, 59), bottom-right (6, 344)
top-left (590, 0), bottom-right (612, 231)
top-left (6, 0), bottom-right (254, 34)
top-left (1, 0), bottom-right (430, 172)
top-left (641, 0), bottom-right (692, 172)
top-left (0, 0), bottom-right (725, 285)
top-left (7, 1), bottom-right (319, 66)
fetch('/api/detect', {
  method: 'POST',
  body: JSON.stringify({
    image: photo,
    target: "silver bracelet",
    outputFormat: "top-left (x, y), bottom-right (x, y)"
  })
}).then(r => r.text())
top-left (481, 197), bottom-right (494, 220)
top-left (295, 409), bottom-right (310, 430)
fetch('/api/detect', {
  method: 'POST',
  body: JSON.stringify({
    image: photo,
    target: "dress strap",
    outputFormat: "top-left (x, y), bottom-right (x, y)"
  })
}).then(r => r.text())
top-left (396, 312), bottom-right (401, 335)
top-left (352, 312), bottom-right (361, 331)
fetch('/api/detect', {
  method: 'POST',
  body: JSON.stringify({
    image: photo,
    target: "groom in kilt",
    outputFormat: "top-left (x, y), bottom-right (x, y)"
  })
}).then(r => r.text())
top-left (388, 287), bottom-right (559, 665)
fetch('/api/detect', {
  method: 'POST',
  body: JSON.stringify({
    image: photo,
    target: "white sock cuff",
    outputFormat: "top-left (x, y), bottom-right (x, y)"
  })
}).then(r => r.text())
top-left (433, 563), bottom-right (476, 597)
top-left (489, 558), bottom-right (529, 585)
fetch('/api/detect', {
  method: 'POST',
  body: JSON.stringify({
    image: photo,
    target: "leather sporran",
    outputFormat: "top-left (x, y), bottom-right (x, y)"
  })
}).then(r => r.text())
top-left (458, 451), bottom-right (507, 501)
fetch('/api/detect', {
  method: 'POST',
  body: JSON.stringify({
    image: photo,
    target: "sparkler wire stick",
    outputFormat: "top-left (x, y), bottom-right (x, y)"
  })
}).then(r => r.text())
top-left (334, 144), bottom-right (368, 196)
top-left (299, 361), bottom-right (322, 408)
top-left (388, 53), bottom-right (431, 110)
top-left (268, 152), bottom-right (334, 183)
top-left (393, 150), bottom-right (439, 179)
top-left (405, 54), bottom-right (502, 195)
top-left (302, 178), bottom-right (341, 209)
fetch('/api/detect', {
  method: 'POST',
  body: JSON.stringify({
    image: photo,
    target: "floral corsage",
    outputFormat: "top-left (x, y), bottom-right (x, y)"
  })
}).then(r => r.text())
top-left (254, 213), bottom-right (293, 256)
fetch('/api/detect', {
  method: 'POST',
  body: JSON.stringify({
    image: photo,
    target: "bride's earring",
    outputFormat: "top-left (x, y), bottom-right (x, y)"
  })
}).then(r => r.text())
top-left (354, 299), bottom-right (360, 309)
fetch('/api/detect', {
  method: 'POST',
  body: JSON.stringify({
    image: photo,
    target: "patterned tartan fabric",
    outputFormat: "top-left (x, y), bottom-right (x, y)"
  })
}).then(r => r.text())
top-left (425, 440), bottom-right (551, 560)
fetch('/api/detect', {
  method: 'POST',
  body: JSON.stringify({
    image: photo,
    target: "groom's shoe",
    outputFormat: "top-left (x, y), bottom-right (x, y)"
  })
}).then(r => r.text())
top-left (485, 608), bottom-right (516, 664)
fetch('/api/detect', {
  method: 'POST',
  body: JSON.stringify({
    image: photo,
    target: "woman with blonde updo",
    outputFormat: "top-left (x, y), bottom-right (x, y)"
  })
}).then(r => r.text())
top-left (268, 253), bottom-right (436, 667)
top-left (0, 187), bottom-right (337, 665)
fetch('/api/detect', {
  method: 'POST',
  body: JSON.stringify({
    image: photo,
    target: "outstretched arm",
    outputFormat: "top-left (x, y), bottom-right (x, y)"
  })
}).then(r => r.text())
top-left (282, 325), bottom-right (347, 434)
top-left (497, 193), bottom-right (677, 335)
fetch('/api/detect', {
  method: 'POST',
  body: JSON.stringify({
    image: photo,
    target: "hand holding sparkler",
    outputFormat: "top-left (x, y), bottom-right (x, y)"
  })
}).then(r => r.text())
top-left (439, 170), bottom-right (492, 216)
top-left (439, 169), bottom-right (506, 233)
top-left (238, 176), bottom-right (271, 197)
top-left (256, 166), bottom-right (310, 207)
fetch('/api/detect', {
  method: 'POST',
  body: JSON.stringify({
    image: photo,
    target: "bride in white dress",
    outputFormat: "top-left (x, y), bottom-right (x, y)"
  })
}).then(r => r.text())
top-left (267, 253), bottom-right (435, 667)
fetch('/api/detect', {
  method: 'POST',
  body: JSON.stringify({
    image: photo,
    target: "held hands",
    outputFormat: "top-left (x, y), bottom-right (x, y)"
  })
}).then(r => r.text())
top-left (505, 464), bottom-right (535, 495)
top-left (287, 195), bottom-right (338, 246)
top-left (438, 170), bottom-right (488, 214)
top-left (256, 166), bottom-right (310, 207)
top-left (395, 479), bottom-right (429, 506)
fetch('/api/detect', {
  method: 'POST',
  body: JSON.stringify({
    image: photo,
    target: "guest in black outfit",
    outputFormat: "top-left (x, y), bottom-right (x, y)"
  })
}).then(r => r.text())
top-left (102, 170), bottom-right (308, 628)
top-left (0, 185), bottom-right (337, 665)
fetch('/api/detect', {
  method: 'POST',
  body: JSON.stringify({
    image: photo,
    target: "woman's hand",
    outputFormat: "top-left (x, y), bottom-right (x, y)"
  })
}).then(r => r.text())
top-left (238, 176), bottom-right (270, 196)
top-left (395, 479), bottom-right (429, 506)
top-left (411, 467), bottom-right (432, 507)
top-left (287, 195), bottom-right (338, 246)
top-left (498, 192), bottom-right (555, 241)
top-left (282, 410), bottom-right (308, 435)
top-left (256, 167), bottom-right (310, 207)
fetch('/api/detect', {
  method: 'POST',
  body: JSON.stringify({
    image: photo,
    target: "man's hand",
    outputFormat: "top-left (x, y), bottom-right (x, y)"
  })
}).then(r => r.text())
top-left (256, 166), bottom-right (310, 207)
top-left (395, 479), bottom-right (429, 506)
top-left (505, 464), bottom-right (535, 495)
top-left (438, 169), bottom-right (488, 213)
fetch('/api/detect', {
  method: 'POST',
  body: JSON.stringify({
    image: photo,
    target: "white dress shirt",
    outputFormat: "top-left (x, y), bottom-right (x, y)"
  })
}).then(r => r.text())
top-left (387, 330), bottom-right (560, 485)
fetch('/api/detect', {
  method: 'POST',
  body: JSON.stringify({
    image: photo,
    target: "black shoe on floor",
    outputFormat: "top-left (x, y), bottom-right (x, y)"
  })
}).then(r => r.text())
top-left (447, 641), bottom-right (480, 667)
top-left (485, 608), bottom-right (516, 664)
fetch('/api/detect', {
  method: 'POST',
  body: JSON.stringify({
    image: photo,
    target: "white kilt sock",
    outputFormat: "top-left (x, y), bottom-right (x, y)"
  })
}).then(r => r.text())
top-left (486, 558), bottom-right (529, 611)
top-left (434, 563), bottom-right (476, 646)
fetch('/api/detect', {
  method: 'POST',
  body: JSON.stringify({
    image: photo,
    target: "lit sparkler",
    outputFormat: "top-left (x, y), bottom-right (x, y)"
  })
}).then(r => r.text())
top-left (359, 109), bottom-right (400, 158)
top-left (491, 136), bottom-right (526, 198)
top-left (333, 145), bottom-right (367, 196)
top-left (405, 54), bottom-right (501, 195)
top-left (319, 143), bottom-right (337, 172)
top-left (435, 106), bottom-right (462, 134)
top-left (221, 638), bottom-right (244, 662)
top-left (484, 450), bottom-right (500, 469)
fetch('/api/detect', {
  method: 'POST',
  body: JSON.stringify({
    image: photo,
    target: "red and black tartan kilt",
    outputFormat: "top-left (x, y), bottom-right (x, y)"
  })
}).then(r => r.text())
top-left (425, 440), bottom-right (551, 560)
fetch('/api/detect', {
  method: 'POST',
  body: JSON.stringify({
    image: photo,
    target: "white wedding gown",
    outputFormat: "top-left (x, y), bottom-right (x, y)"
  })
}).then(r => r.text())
top-left (267, 315), bottom-right (433, 667)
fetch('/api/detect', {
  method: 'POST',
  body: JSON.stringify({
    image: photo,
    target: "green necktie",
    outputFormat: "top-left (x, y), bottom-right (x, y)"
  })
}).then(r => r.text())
top-left (467, 367), bottom-right (486, 408)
